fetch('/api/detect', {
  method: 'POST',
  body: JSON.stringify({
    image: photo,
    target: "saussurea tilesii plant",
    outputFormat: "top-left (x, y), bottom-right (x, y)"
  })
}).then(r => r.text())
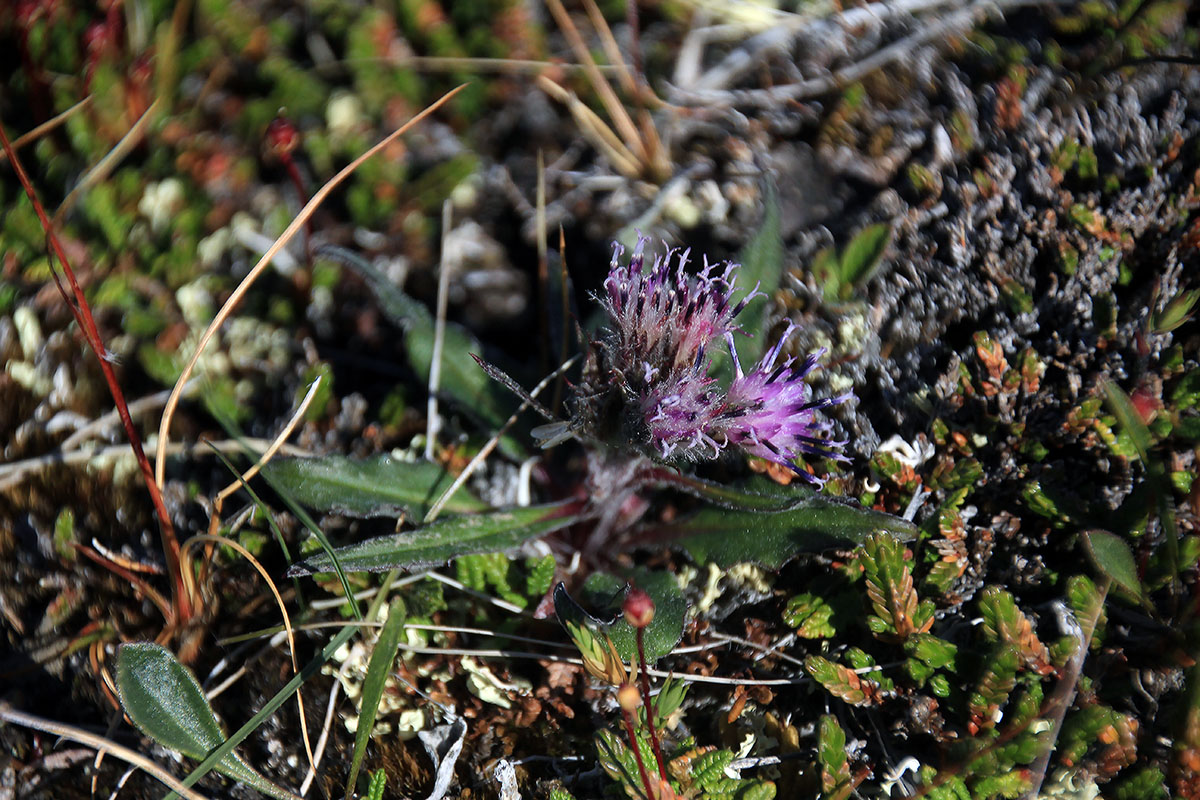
top-left (567, 237), bottom-right (852, 486)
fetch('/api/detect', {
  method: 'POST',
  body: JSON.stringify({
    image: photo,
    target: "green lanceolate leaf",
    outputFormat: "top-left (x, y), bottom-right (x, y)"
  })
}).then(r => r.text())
top-left (288, 500), bottom-right (582, 574)
top-left (1103, 380), bottom-right (1180, 591)
top-left (262, 454), bottom-right (486, 519)
top-left (345, 598), bottom-right (407, 799)
top-left (1082, 529), bottom-right (1150, 607)
top-left (650, 489), bottom-right (916, 569)
top-left (325, 245), bottom-right (520, 444)
top-left (837, 222), bottom-right (893, 297)
top-left (731, 179), bottom-right (783, 369)
top-left (578, 568), bottom-right (687, 661)
top-left (115, 643), bottom-right (300, 800)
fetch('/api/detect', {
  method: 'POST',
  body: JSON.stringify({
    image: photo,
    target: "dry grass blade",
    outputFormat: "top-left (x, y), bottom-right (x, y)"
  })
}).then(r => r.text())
top-left (0, 703), bottom-right (212, 800)
top-left (155, 84), bottom-right (468, 489)
top-left (214, 376), bottom-right (323, 506)
top-left (581, 0), bottom-right (639, 97)
top-left (0, 439), bottom-right (310, 493)
top-left (536, 76), bottom-right (642, 178)
top-left (53, 98), bottom-right (161, 224)
top-left (543, 0), bottom-right (644, 162)
top-left (0, 96), bottom-right (93, 164)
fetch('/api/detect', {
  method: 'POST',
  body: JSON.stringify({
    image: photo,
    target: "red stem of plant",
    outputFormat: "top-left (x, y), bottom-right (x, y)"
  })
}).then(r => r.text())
top-left (621, 706), bottom-right (657, 800)
top-left (280, 154), bottom-right (312, 258)
top-left (637, 626), bottom-right (670, 781)
top-left (0, 122), bottom-right (192, 625)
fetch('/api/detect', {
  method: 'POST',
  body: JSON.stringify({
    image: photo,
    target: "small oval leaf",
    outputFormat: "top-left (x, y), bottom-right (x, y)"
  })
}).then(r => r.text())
top-left (1082, 529), bottom-right (1148, 604)
top-left (116, 643), bottom-right (299, 800)
top-left (838, 222), bottom-right (893, 290)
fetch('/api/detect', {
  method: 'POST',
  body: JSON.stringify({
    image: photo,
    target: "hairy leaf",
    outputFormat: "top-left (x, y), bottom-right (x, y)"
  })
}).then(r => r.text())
top-left (262, 455), bottom-right (486, 519)
top-left (116, 643), bottom-right (299, 800)
top-left (731, 179), bottom-right (783, 368)
top-left (651, 489), bottom-right (916, 569)
top-left (1082, 529), bottom-right (1150, 607)
top-left (288, 500), bottom-right (581, 574)
top-left (837, 222), bottom-right (893, 298)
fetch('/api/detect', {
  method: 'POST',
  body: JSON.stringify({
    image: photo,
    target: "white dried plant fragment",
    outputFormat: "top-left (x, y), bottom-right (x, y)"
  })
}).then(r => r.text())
top-left (461, 657), bottom-right (530, 709)
top-left (877, 434), bottom-right (936, 468)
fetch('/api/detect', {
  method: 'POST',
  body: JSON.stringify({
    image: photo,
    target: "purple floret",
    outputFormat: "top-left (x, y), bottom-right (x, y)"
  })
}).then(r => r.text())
top-left (602, 238), bottom-right (759, 389)
top-left (717, 324), bottom-right (852, 485)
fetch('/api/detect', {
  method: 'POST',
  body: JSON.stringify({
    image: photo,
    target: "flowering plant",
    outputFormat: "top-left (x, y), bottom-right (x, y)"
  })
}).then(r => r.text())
top-left (569, 238), bottom-right (851, 487)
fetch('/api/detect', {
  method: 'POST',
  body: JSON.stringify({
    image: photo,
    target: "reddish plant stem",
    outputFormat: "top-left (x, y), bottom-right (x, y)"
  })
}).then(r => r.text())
top-left (280, 155), bottom-right (312, 258)
top-left (621, 706), bottom-right (657, 800)
top-left (636, 626), bottom-right (670, 781)
top-left (0, 122), bottom-right (192, 625)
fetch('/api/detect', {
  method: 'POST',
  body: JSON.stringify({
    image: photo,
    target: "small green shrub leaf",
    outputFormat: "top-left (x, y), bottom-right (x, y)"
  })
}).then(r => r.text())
top-left (365, 770), bottom-right (388, 800)
top-left (115, 643), bottom-right (299, 800)
top-left (819, 714), bottom-right (851, 796)
top-left (263, 455), bottom-right (487, 519)
top-left (805, 655), bottom-right (876, 706)
top-left (838, 222), bottom-right (893, 295)
top-left (1082, 529), bottom-right (1148, 604)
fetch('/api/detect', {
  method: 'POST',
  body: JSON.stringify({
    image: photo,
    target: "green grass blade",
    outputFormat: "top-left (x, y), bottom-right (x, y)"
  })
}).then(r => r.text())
top-left (207, 446), bottom-right (304, 612)
top-left (204, 407), bottom-right (362, 620)
top-left (258, 464), bottom-right (363, 620)
top-left (345, 598), bottom-right (407, 799)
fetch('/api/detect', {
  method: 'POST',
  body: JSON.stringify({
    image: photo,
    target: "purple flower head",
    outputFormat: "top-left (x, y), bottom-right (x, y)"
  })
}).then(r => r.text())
top-left (641, 371), bottom-right (725, 461)
top-left (716, 324), bottom-right (852, 485)
top-left (596, 239), bottom-right (851, 484)
top-left (602, 237), bottom-right (759, 391)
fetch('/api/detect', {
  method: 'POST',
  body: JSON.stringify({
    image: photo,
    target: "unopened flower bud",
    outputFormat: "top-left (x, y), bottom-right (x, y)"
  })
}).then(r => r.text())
top-left (617, 683), bottom-right (642, 713)
top-left (266, 116), bottom-right (300, 158)
top-left (623, 587), bottom-right (655, 629)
